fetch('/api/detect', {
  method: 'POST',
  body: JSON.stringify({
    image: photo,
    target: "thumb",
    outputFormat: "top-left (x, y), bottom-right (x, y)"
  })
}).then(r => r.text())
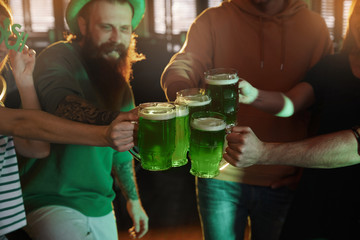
top-left (238, 80), bottom-right (258, 104)
top-left (115, 111), bottom-right (138, 122)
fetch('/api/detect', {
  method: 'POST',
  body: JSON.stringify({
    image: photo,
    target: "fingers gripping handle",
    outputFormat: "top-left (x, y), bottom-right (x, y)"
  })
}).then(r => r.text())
top-left (238, 80), bottom-right (259, 104)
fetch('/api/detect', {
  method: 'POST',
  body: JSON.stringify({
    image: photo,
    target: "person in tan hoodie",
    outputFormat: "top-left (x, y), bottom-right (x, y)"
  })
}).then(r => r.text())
top-left (161, 0), bottom-right (333, 239)
top-left (225, 1), bottom-right (360, 239)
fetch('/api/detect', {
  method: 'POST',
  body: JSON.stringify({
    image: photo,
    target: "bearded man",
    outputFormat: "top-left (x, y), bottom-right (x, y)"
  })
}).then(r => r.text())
top-left (18, 1), bottom-right (148, 239)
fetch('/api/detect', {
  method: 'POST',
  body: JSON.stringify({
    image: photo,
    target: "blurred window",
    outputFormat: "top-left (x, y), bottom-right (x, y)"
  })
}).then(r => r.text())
top-left (8, 0), bottom-right (24, 29)
top-left (154, 0), bottom-right (196, 35)
top-left (318, 0), bottom-right (352, 51)
top-left (342, 0), bottom-right (352, 36)
top-left (320, 0), bottom-right (353, 39)
top-left (153, 0), bottom-right (223, 35)
top-left (10, 0), bottom-right (54, 32)
top-left (321, 0), bottom-right (335, 40)
top-left (208, 0), bottom-right (223, 8)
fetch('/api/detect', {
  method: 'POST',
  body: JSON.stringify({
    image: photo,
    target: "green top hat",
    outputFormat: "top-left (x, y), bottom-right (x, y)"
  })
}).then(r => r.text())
top-left (66, 0), bottom-right (145, 35)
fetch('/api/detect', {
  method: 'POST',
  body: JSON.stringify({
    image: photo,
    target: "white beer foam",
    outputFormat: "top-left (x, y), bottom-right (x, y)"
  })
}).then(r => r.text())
top-left (176, 95), bottom-right (211, 107)
top-left (139, 107), bottom-right (176, 120)
top-left (205, 74), bottom-right (239, 85)
top-left (186, 99), bottom-right (211, 107)
top-left (191, 117), bottom-right (226, 131)
top-left (176, 106), bottom-right (189, 117)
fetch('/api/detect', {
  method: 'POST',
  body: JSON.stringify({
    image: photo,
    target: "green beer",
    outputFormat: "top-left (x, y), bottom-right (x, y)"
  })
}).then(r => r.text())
top-left (172, 104), bottom-right (190, 167)
top-left (189, 111), bottom-right (226, 178)
top-left (205, 68), bottom-right (239, 126)
top-left (175, 88), bottom-right (211, 118)
top-left (138, 102), bottom-right (176, 171)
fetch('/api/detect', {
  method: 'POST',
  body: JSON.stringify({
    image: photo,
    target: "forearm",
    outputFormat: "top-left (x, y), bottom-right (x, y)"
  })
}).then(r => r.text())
top-left (13, 137), bottom-right (50, 158)
top-left (55, 95), bottom-right (120, 125)
top-left (261, 130), bottom-right (360, 168)
top-left (250, 90), bottom-right (285, 115)
top-left (112, 160), bottom-right (139, 201)
top-left (17, 78), bottom-right (41, 110)
top-left (239, 82), bottom-right (314, 117)
top-left (15, 76), bottom-right (50, 156)
top-left (6, 108), bottom-right (109, 146)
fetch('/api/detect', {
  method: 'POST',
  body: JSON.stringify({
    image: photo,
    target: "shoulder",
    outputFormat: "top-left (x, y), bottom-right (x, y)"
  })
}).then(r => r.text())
top-left (304, 54), bottom-right (346, 85)
top-left (34, 41), bottom-right (83, 73)
top-left (0, 135), bottom-right (9, 145)
top-left (36, 41), bottom-right (82, 66)
top-left (37, 41), bottom-right (73, 57)
top-left (194, 2), bottom-right (237, 25)
top-left (312, 54), bottom-right (346, 70)
top-left (293, 6), bottom-right (327, 28)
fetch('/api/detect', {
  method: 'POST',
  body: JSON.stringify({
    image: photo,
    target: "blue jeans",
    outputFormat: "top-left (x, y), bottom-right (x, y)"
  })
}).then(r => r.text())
top-left (196, 178), bottom-right (294, 240)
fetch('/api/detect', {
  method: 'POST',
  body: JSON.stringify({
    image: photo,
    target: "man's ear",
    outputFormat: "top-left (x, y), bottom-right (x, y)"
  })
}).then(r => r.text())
top-left (77, 16), bottom-right (87, 36)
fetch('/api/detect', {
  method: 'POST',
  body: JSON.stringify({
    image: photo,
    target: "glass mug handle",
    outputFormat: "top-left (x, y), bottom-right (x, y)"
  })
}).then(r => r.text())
top-left (219, 123), bottom-right (236, 171)
top-left (129, 146), bottom-right (141, 162)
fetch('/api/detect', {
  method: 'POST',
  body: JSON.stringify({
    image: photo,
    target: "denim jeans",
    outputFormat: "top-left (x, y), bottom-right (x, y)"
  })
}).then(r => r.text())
top-left (24, 205), bottom-right (118, 240)
top-left (196, 178), bottom-right (294, 240)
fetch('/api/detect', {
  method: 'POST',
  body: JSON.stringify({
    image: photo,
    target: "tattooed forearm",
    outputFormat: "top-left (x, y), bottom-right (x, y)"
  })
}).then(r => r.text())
top-left (55, 95), bottom-right (120, 125)
top-left (113, 160), bottom-right (139, 201)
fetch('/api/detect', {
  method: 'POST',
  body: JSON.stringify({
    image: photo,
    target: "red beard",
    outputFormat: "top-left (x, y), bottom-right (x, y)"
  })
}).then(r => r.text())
top-left (81, 35), bottom-right (130, 110)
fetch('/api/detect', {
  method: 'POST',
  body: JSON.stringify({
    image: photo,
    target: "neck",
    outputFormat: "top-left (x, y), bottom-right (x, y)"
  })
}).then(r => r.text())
top-left (252, 0), bottom-right (286, 15)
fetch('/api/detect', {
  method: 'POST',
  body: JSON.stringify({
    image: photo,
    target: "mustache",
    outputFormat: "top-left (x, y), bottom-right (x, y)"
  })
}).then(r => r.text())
top-left (97, 42), bottom-right (127, 58)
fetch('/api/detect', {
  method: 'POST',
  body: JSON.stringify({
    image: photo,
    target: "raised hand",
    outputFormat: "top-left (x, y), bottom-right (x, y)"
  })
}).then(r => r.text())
top-left (9, 45), bottom-right (36, 85)
top-left (238, 80), bottom-right (259, 104)
top-left (106, 110), bottom-right (138, 152)
top-left (223, 126), bottom-right (265, 168)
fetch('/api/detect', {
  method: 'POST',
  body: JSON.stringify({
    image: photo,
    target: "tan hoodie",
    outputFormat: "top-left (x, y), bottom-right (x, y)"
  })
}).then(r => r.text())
top-left (161, 0), bottom-right (333, 185)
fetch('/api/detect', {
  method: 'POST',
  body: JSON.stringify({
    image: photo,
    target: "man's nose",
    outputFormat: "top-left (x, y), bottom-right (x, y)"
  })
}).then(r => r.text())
top-left (110, 29), bottom-right (122, 44)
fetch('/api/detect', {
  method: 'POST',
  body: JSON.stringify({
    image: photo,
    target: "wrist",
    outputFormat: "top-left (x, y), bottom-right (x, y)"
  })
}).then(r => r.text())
top-left (260, 142), bottom-right (275, 165)
top-left (100, 125), bottom-right (111, 147)
top-left (275, 94), bottom-right (294, 117)
top-left (127, 199), bottom-right (141, 207)
top-left (16, 79), bottom-right (35, 90)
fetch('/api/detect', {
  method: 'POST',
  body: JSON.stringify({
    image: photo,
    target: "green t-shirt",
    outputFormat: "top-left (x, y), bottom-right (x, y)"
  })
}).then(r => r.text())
top-left (19, 41), bottom-right (135, 217)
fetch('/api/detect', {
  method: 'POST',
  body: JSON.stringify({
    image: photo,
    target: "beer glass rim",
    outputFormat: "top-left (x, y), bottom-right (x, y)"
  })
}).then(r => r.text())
top-left (204, 68), bottom-right (239, 85)
top-left (139, 102), bottom-right (176, 120)
top-left (176, 88), bottom-right (208, 96)
top-left (139, 102), bottom-right (174, 108)
top-left (204, 67), bottom-right (238, 75)
top-left (175, 88), bottom-right (211, 106)
top-left (174, 103), bottom-right (189, 117)
top-left (190, 111), bottom-right (226, 131)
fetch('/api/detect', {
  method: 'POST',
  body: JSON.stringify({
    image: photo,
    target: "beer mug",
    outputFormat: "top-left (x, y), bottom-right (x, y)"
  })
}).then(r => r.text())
top-left (172, 103), bottom-right (190, 167)
top-left (189, 111), bottom-right (226, 178)
top-left (175, 88), bottom-right (211, 118)
top-left (135, 102), bottom-right (176, 171)
top-left (205, 68), bottom-right (239, 126)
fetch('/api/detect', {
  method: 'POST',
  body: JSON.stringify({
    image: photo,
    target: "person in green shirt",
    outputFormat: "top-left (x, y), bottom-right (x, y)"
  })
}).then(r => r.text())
top-left (0, 1), bottom-right (138, 239)
top-left (19, 0), bottom-right (149, 239)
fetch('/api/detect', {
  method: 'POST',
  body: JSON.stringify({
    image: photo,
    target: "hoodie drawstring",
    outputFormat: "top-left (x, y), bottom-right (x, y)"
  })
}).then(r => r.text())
top-left (280, 19), bottom-right (285, 71)
top-left (259, 17), bottom-right (264, 69)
